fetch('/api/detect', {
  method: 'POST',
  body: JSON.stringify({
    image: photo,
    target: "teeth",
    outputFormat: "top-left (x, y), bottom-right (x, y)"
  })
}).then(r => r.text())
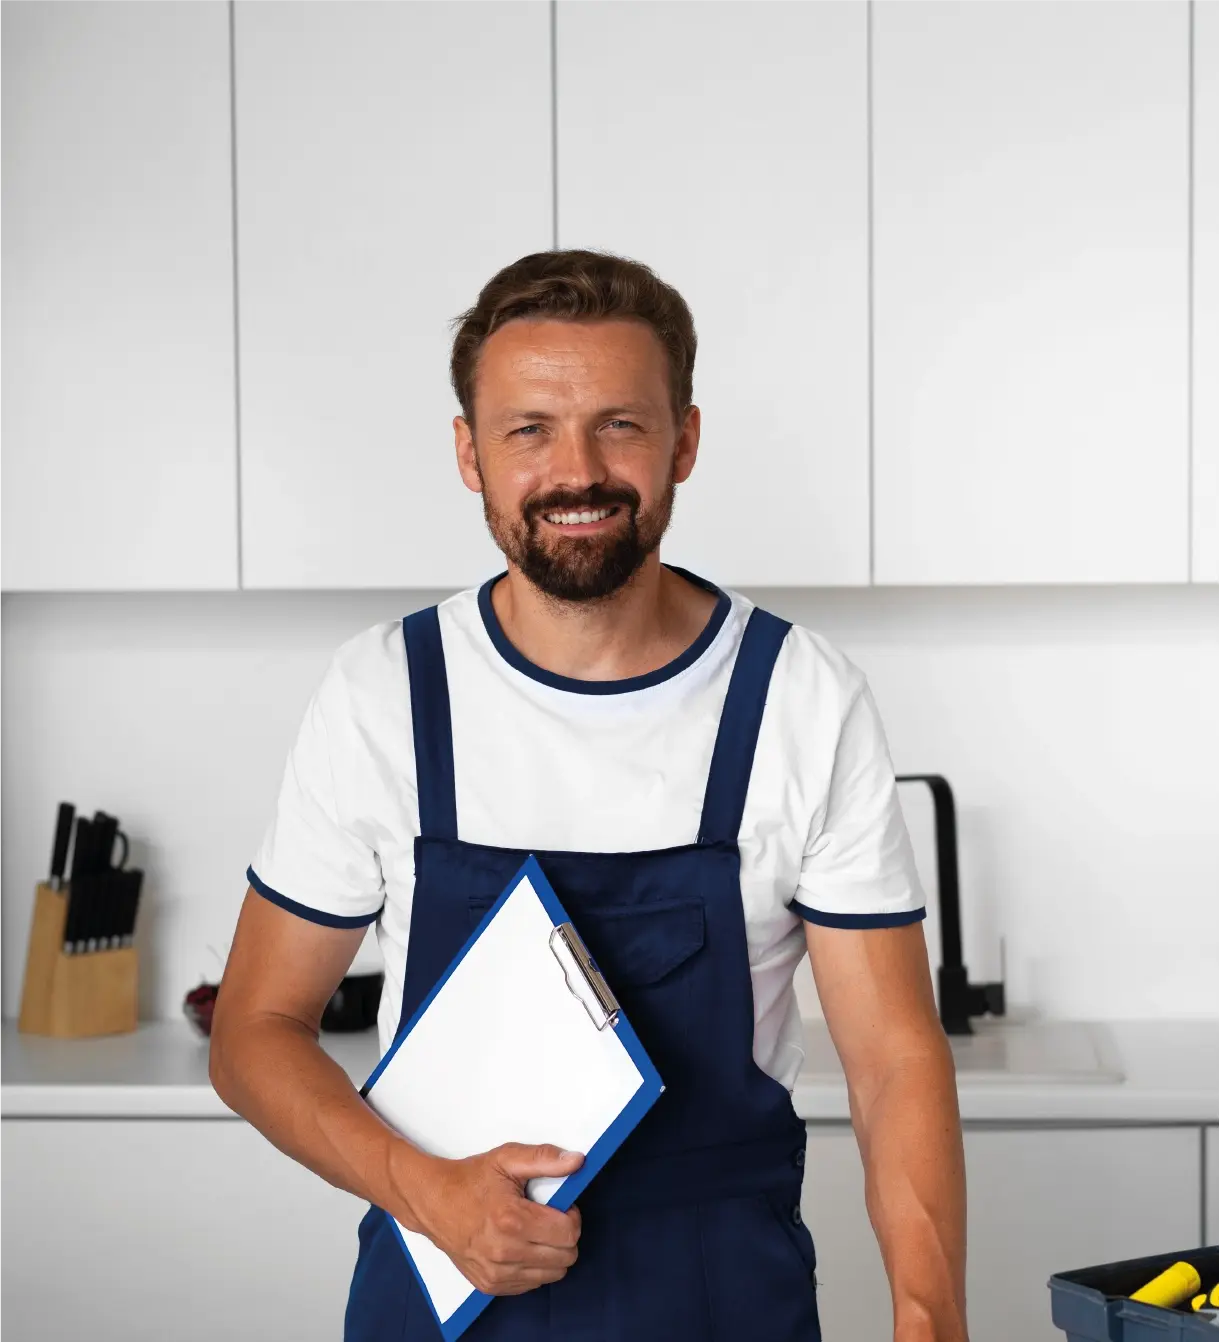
top-left (544, 507), bottom-right (613, 525)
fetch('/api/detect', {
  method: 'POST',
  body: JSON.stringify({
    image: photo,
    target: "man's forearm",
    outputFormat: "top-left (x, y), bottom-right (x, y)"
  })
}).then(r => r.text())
top-left (851, 1036), bottom-right (968, 1342)
top-left (209, 1013), bottom-right (435, 1233)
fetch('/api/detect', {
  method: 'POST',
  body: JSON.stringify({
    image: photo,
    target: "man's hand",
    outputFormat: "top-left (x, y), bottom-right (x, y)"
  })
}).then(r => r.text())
top-left (407, 1142), bottom-right (585, 1296)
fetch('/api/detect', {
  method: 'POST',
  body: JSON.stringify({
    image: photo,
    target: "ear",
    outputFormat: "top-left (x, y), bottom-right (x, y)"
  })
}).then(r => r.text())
top-left (672, 404), bottom-right (701, 486)
top-left (454, 416), bottom-right (483, 494)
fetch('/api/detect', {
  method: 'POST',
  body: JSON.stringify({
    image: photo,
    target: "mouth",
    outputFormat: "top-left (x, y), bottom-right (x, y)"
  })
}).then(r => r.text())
top-left (537, 504), bottom-right (626, 534)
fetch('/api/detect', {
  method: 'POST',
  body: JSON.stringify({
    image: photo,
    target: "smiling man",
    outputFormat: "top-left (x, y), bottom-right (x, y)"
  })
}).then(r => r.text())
top-left (210, 250), bottom-right (968, 1342)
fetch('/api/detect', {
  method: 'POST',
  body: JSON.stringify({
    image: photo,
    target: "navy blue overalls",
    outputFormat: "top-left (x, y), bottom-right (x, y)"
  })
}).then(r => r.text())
top-left (345, 600), bottom-right (821, 1341)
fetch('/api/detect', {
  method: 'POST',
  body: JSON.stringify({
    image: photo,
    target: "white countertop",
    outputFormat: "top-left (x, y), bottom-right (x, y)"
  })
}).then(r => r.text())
top-left (2, 1016), bottom-right (1215, 1124)
top-left (794, 1017), bottom-right (1218, 1124)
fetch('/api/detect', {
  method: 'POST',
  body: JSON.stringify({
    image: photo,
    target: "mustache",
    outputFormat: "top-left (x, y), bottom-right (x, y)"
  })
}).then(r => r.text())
top-left (523, 484), bottom-right (640, 523)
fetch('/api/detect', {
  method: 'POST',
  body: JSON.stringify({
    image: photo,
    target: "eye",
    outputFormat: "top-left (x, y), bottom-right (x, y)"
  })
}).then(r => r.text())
top-left (513, 424), bottom-right (543, 437)
top-left (606, 419), bottom-right (638, 430)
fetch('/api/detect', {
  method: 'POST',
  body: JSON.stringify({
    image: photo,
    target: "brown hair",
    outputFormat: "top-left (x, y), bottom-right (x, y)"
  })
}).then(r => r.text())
top-left (449, 249), bottom-right (697, 429)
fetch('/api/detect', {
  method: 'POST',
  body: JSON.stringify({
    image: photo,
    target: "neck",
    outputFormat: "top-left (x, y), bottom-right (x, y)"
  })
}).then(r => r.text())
top-left (490, 554), bottom-right (719, 682)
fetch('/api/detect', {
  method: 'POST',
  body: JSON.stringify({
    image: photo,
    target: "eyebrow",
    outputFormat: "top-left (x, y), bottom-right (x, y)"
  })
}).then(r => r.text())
top-left (595, 402), bottom-right (652, 418)
top-left (496, 403), bottom-right (656, 424)
top-left (496, 409), bottom-right (554, 423)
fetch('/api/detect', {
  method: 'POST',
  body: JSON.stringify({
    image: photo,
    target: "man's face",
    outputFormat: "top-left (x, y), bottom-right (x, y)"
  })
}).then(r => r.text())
top-left (454, 318), bottom-right (700, 602)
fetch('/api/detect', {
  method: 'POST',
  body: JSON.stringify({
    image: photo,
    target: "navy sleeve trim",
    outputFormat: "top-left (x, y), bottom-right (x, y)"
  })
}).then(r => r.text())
top-left (247, 866), bottom-right (381, 929)
top-left (788, 901), bottom-right (927, 929)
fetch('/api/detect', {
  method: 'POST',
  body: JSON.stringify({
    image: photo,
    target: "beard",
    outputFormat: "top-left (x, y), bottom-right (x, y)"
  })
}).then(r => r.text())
top-left (480, 471), bottom-right (676, 603)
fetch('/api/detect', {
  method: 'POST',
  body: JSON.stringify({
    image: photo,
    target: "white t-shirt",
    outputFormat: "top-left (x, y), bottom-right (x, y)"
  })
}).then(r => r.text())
top-left (248, 573), bottom-right (926, 1090)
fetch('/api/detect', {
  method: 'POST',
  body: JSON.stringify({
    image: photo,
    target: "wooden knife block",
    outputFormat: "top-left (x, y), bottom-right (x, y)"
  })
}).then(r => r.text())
top-left (18, 882), bottom-right (138, 1038)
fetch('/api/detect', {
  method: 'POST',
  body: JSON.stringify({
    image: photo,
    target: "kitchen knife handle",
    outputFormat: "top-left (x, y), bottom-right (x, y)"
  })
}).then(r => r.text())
top-left (83, 872), bottom-right (99, 953)
top-left (94, 872), bottom-right (115, 952)
top-left (65, 872), bottom-right (88, 954)
top-left (93, 814), bottom-right (119, 875)
top-left (50, 803), bottom-right (75, 891)
top-left (68, 817), bottom-right (95, 886)
top-left (61, 882), bottom-right (76, 954)
top-left (67, 818), bottom-right (98, 952)
top-left (118, 869), bottom-right (143, 947)
top-left (109, 868), bottom-right (134, 948)
top-left (130, 869), bottom-right (142, 946)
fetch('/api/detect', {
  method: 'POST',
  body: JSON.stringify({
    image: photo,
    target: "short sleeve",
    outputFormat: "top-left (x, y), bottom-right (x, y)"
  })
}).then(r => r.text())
top-left (790, 679), bottom-right (926, 929)
top-left (247, 658), bottom-right (385, 929)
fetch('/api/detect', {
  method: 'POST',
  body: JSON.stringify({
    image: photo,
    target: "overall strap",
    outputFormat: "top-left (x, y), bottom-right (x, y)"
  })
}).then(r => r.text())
top-left (402, 607), bottom-right (458, 841)
top-left (698, 607), bottom-right (792, 846)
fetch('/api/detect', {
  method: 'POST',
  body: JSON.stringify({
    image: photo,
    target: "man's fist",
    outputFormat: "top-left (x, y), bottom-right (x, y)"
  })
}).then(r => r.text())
top-left (412, 1142), bottom-right (585, 1296)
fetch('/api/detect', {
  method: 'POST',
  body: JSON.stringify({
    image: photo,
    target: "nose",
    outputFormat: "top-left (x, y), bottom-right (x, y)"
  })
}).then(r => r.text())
top-left (547, 425), bottom-right (609, 493)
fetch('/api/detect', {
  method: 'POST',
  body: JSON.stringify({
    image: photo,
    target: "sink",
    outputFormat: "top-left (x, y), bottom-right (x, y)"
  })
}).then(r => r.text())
top-left (800, 1019), bottom-right (1125, 1085)
top-left (945, 1019), bottom-right (1124, 1084)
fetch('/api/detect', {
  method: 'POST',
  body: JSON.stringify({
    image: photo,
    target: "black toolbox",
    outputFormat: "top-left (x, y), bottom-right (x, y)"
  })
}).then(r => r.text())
top-left (1049, 1246), bottom-right (1218, 1340)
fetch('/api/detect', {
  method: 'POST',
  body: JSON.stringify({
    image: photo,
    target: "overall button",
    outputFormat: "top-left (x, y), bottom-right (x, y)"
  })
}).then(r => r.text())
top-left (793, 1147), bottom-right (805, 1168)
top-left (791, 1204), bottom-right (803, 1227)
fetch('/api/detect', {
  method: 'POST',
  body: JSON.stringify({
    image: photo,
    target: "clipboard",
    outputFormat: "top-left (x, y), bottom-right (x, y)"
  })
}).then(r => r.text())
top-left (359, 855), bottom-right (665, 1340)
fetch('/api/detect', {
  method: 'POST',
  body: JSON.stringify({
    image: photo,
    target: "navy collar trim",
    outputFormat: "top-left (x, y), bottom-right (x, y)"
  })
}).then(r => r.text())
top-left (476, 566), bottom-right (732, 696)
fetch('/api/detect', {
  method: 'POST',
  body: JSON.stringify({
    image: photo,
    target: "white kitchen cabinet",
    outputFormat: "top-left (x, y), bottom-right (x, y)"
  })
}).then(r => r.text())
top-left (234, 1), bottom-right (550, 590)
top-left (0, 1119), bottom-right (365, 1342)
top-left (802, 1124), bottom-right (1201, 1342)
top-left (872, 1), bottom-right (1191, 585)
top-left (1193, 0), bottom-right (1219, 582)
top-left (0, 1), bottom-right (238, 592)
top-left (1206, 1125), bottom-right (1218, 1243)
top-left (556, 1), bottom-right (870, 587)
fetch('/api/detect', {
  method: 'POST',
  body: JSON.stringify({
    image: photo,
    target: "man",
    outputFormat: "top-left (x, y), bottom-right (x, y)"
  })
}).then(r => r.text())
top-left (210, 250), bottom-right (968, 1342)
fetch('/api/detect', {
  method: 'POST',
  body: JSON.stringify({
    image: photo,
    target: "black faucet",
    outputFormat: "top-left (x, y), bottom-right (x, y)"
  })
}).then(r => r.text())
top-left (895, 774), bottom-right (1006, 1036)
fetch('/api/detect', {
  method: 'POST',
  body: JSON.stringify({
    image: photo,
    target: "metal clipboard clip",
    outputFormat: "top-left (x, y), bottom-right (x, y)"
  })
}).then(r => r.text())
top-left (548, 922), bottom-right (620, 1031)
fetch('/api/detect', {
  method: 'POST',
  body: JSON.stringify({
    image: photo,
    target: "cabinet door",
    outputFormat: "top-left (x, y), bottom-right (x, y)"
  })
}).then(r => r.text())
top-left (1193, 0), bottom-right (1218, 581)
top-left (966, 1127), bottom-right (1199, 1341)
top-left (802, 1124), bottom-right (1200, 1342)
top-left (1, 1), bottom-right (238, 592)
top-left (802, 1127), bottom-right (891, 1340)
top-left (235, 2), bottom-right (550, 589)
top-left (0, 1119), bottom-right (365, 1342)
top-left (873, 1), bottom-right (1191, 585)
top-left (1206, 1125), bottom-right (1218, 1243)
top-left (556, 1), bottom-right (870, 587)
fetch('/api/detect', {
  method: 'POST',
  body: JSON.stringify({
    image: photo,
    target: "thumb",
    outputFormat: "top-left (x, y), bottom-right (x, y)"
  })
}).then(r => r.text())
top-left (495, 1142), bottom-right (585, 1183)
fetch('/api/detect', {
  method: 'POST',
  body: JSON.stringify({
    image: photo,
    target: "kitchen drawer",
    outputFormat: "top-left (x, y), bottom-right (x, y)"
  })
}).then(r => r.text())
top-left (802, 1123), bottom-right (1201, 1342)
top-left (0, 1118), bottom-right (365, 1342)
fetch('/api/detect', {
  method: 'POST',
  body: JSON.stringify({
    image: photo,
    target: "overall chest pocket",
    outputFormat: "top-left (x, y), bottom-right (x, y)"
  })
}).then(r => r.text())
top-left (468, 895), bottom-right (706, 1070)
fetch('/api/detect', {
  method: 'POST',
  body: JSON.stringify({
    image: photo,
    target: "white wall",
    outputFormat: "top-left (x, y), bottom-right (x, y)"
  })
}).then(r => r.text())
top-left (2, 582), bottom-right (1215, 1024)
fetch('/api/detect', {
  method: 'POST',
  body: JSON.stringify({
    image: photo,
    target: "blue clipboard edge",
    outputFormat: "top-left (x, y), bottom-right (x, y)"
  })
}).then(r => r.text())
top-left (359, 854), bottom-right (665, 1342)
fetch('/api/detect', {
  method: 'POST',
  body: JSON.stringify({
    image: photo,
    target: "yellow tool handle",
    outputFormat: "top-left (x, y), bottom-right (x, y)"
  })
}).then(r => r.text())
top-left (1129, 1261), bottom-right (1201, 1308)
